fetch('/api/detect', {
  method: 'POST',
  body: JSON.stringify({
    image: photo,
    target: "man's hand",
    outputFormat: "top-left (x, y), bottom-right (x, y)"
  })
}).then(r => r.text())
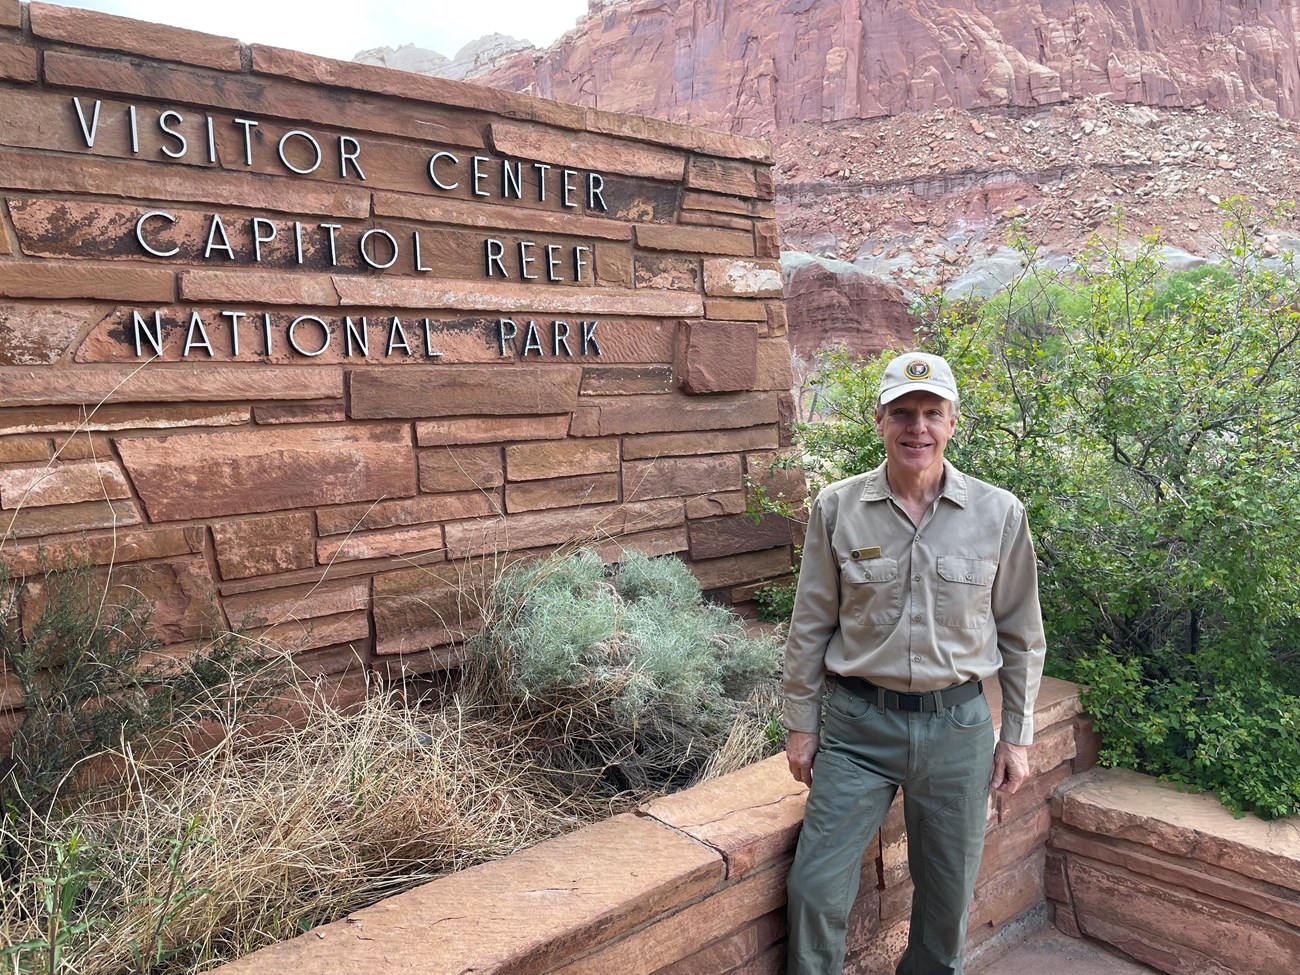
top-left (786, 730), bottom-right (819, 786)
top-left (990, 740), bottom-right (1030, 794)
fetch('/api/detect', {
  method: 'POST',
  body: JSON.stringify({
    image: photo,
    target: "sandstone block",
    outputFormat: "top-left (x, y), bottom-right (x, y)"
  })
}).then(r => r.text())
top-left (0, 437), bottom-right (52, 464)
top-left (993, 763), bottom-right (1071, 826)
top-left (756, 339), bottom-right (795, 391)
top-left (755, 222), bottom-right (780, 259)
top-left (679, 209), bottom-right (755, 232)
top-left (595, 243), bottom-right (634, 289)
top-left (1066, 857), bottom-right (1300, 975)
top-left (549, 858), bottom-right (790, 975)
top-left (626, 427), bottom-right (778, 461)
top-left (704, 298), bottom-right (768, 322)
top-left (682, 191), bottom-right (758, 218)
top-left (676, 320), bottom-right (760, 395)
top-left (0, 0), bottom-right (19, 28)
top-left (443, 498), bottom-right (683, 560)
top-left (178, 269), bottom-right (340, 306)
top-left (43, 50), bottom-right (488, 152)
top-left (331, 278), bottom-right (705, 318)
top-left (625, 454), bottom-right (743, 502)
top-left (0, 43), bottom-right (38, 83)
top-left (634, 254), bottom-right (701, 291)
top-left (505, 439), bottom-right (619, 481)
top-left (117, 424), bottom-right (415, 522)
top-left (579, 391), bottom-right (780, 436)
top-left (3, 526), bottom-right (202, 576)
top-left (1032, 675), bottom-right (1086, 730)
top-left (0, 263), bottom-right (173, 302)
top-left (580, 365), bottom-right (674, 396)
top-left (3, 498), bottom-right (139, 538)
top-left (690, 547), bottom-right (792, 592)
top-left (506, 473), bottom-right (620, 513)
top-left (703, 259), bottom-right (784, 299)
top-left (252, 403), bottom-right (348, 425)
top-left (214, 813), bottom-right (721, 975)
top-left (591, 526), bottom-right (689, 563)
top-left (30, 3), bottom-right (243, 70)
top-left (765, 302), bottom-right (788, 334)
top-left (746, 452), bottom-right (808, 507)
top-left (49, 432), bottom-right (114, 461)
top-left (223, 580), bottom-right (369, 630)
top-left (371, 561), bottom-right (489, 655)
top-left (1058, 767), bottom-right (1300, 891)
top-left (418, 446), bottom-right (504, 494)
top-left (634, 224), bottom-right (754, 257)
top-left (317, 493), bottom-right (498, 536)
top-left (967, 850), bottom-right (1045, 934)
top-left (416, 415), bottom-right (571, 446)
top-left (488, 122), bottom-right (686, 181)
top-left (252, 612), bottom-right (371, 657)
top-left (979, 807), bottom-right (1051, 880)
top-left (687, 157), bottom-right (758, 197)
top-left (317, 525), bottom-right (445, 565)
top-left (585, 107), bottom-right (771, 164)
top-left (350, 366), bottom-right (581, 419)
top-left (1073, 715), bottom-right (1102, 773)
top-left (689, 513), bottom-right (792, 560)
top-left (755, 168), bottom-right (776, 202)
top-left (211, 513), bottom-right (315, 581)
top-left (0, 460), bottom-right (131, 509)
top-left (640, 754), bottom-right (806, 879)
top-left (0, 145), bottom-right (370, 218)
top-left (250, 43), bottom-right (586, 130)
top-left (652, 914), bottom-right (783, 975)
top-left (0, 365), bottom-right (340, 407)
top-left (8, 404), bottom-right (248, 435)
top-left (373, 192), bottom-right (634, 242)
top-left (685, 491), bottom-right (749, 519)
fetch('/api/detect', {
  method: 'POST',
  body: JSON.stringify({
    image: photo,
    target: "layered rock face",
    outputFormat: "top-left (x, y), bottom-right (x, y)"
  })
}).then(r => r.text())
top-left (392, 1), bottom-right (1300, 360)
top-left (478, 0), bottom-right (1300, 135)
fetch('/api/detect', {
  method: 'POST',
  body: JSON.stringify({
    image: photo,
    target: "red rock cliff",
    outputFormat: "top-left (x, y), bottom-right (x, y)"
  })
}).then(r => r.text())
top-left (479, 0), bottom-right (1300, 135)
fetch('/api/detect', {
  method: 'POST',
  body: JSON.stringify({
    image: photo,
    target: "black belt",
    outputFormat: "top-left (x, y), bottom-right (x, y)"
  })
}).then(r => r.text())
top-left (835, 674), bottom-right (983, 712)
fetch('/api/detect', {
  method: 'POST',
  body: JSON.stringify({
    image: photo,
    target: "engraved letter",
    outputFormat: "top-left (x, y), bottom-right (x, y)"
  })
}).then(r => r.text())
top-left (344, 316), bottom-right (369, 357)
top-left (222, 309), bottom-right (245, 357)
top-left (204, 213), bottom-right (235, 260)
top-left (183, 311), bottom-right (214, 357)
top-left (71, 98), bottom-right (101, 148)
top-left (288, 315), bottom-right (330, 357)
top-left (533, 162), bottom-right (550, 202)
top-left (485, 238), bottom-right (508, 278)
top-left (359, 228), bottom-right (398, 270)
top-left (132, 310), bottom-right (164, 358)
top-left (277, 130), bottom-right (323, 175)
top-left (320, 223), bottom-right (342, 266)
top-left (158, 110), bottom-right (187, 159)
top-left (251, 217), bottom-right (276, 263)
top-left (427, 151), bottom-right (459, 190)
top-left (497, 318), bottom-right (518, 356)
top-left (502, 159), bottom-right (523, 199)
top-left (587, 172), bottom-right (608, 211)
top-left (387, 317), bottom-right (412, 356)
top-left (519, 241), bottom-right (538, 281)
top-left (232, 117), bottom-right (259, 166)
top-left (412, 231), bottom-right (431, 273)
top-left (573, 245), bottom-right (591, 283)
top-left (472, 155), bottom-right (491, 197)
top-left (553, 320), bottom-right (573, 356)
top-left (339, 135), bottom-right (365, 180)
top-left (545, 244), bottom-right (563, 282)
top-left (582, 320), bottom-right (602, 356)
top-left (562, 169), bottom-right (578, 209)
top-left (521, 320), bottom-right (544, 357)
top-left (135, 211), bottom-right (179, 258)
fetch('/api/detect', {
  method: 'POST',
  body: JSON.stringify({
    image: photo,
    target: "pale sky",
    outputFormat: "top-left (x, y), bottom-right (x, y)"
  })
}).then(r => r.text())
top-left (58, 0), bottom-right (591, 62)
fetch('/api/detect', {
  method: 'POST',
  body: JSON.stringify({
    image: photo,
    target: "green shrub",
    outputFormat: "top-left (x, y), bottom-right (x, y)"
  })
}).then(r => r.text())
top-left (783, 203), bottom-right (1300, 818)
top-left (464, 549), bottom-right (783, 796)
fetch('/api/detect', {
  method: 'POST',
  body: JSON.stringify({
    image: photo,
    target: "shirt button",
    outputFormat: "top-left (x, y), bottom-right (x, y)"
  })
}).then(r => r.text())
top-left (965, 572), bottom-right (973, 581)
top-left (913, 655), bottom-right (922, 662)
top-left (913, 533), bottom-right (921, 541)
top-left (913, 575), bottom-right (921, 582)
top-left (913, 615), bottom-right (922, 623)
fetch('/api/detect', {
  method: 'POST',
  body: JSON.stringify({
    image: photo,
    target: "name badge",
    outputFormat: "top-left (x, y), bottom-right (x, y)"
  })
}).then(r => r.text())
top-left (850, 546), bottom-right (881, 560)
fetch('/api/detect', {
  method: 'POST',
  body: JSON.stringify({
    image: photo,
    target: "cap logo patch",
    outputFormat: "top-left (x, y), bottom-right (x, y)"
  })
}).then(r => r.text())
top-left (905, 359), bottom-right (931, 380)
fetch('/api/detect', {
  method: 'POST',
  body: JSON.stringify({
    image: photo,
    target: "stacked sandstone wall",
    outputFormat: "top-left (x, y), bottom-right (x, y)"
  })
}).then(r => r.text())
top-left (0, 0), bottom-right (799, 733)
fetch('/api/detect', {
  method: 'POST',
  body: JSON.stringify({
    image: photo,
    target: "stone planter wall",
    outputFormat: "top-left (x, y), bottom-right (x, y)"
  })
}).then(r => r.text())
top-left (0, 0), bottom-right (798, 737)
top-left (210, 676), bottom-right (1100, 975)
top-left (1049, 767), bottom-right (1300, 975)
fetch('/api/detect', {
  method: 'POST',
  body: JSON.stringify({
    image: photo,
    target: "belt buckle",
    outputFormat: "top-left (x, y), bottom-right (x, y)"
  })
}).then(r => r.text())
top-left (896, 693), bottom-right (922, 712)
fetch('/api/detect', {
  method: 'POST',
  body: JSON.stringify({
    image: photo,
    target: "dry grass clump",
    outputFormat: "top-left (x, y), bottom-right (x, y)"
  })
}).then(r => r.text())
top-left (0, 681), bottom-right (586, 975)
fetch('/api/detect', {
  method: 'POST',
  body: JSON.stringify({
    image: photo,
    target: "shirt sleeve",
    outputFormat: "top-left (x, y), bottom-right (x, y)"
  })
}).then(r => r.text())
top-left (782, 491), bottom-right (840, 735)
top-left (990, 502), bottom-right (1047, 745)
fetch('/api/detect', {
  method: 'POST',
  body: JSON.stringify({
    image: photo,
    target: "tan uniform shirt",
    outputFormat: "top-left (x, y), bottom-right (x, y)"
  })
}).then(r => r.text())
top-left (783, 461), bottom-right (1047, 745)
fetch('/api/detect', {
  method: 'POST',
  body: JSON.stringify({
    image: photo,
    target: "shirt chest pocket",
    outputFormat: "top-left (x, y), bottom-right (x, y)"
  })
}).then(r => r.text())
top-left (934, 556), bottom-right (997, 629)
top-left (842, 556), bottom-right (902, 626)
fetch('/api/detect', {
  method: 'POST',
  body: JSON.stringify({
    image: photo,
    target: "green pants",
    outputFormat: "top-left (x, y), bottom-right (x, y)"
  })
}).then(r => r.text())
top-left (786, 682), bottom-right (996, 975)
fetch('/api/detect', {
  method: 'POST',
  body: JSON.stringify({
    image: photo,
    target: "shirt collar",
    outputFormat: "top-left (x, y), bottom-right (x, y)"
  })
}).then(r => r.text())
top-left (859, 459), bottom-right (968, 508)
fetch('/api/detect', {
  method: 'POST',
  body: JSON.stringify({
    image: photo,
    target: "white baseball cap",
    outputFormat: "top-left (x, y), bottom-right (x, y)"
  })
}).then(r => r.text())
top-left (877, 352), bottom-right (959, 405)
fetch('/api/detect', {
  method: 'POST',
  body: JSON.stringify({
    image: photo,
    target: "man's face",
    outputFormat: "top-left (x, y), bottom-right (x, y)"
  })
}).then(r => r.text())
top-left (874, 390), bottom-right (958, 476)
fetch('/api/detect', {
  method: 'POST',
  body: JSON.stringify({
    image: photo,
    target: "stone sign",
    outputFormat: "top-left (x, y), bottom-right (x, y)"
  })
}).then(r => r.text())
top-left (0, 0), bottom-right (798, 712)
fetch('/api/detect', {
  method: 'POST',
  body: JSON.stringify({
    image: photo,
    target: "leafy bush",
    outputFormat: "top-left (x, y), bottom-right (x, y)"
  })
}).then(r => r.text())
top-left (783, 204), bottom-right (1300, 818)
top-left (464, 549), bottom-right (783, 797)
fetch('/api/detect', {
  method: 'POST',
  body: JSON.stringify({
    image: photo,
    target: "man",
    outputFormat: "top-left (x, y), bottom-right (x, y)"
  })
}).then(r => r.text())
top-left (783, 351), bottom-right (1046, 975)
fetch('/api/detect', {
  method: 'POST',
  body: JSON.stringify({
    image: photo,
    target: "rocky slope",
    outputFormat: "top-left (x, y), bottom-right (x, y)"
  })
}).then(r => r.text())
top-left (363, 0), bottom-right (1300, 359)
